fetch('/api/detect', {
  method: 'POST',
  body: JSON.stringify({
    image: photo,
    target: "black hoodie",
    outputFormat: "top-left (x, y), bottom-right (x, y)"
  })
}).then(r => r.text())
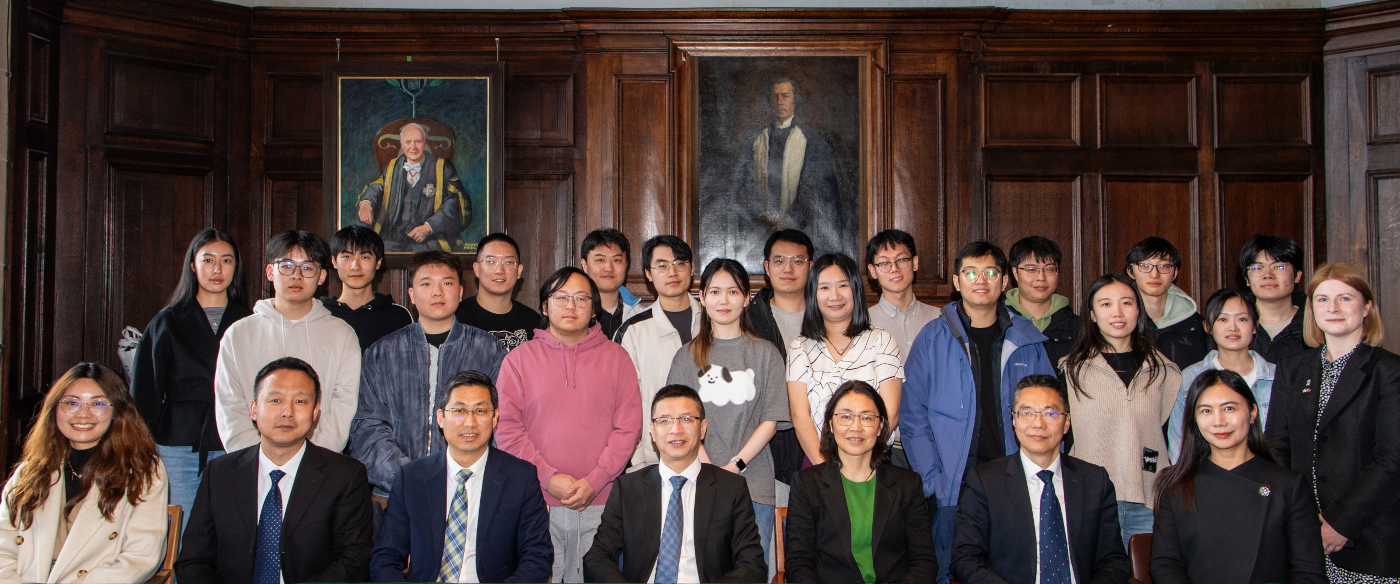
top-left (320, 292), bottom-right (414, 351)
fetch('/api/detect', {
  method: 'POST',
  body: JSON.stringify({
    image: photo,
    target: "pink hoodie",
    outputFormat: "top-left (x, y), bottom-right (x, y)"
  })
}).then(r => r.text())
top-left (495, 324), bottom-right (642, 507)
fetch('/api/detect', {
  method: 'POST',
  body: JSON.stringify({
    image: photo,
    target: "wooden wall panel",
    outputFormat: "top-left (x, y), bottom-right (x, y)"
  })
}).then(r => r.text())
top-left (111, 169), bottom-right (210, 334)
top-left (985, 177), bottom-right (1079, 303)
top-left (504, 174), bottom-right (574, 311)
top-left (1377, 176), bottom-right (1400, 345)
top-left (615, 77), bottom-right (670, 274)
top-left (266, 179), bottom-right (326, 239)
top-left (1103, 178), bottom-right (1197, 294)
top-left (983, 74), bottom-right (1080, 148)
top-left (1220, 177), bottom-right (1310, 286)
top-left (507, 74), bottom-right (574, 147)
top-left (268, 75), bottom-right (322, 144)
top-left (888, 75), bottom-right (946, 283)
top-left (27, 35), bottom-right (49, 123)
top-left (1370, 66), bottom-right (1400, 143)
top-left (1215, 75), bottom-right (1311, 147)
top-left (106, 55), bottom-right (213, 141)
top-left (1100, 75), bottom-right (1196, 148)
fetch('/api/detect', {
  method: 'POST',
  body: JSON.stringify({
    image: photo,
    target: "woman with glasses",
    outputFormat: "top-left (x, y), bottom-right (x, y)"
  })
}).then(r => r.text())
top-left (1267, 263), bottom-right (1400, 583)
top-left (787, 254), bottom-right (904, 467)
top-left (0, 363), bottom-right (168, 583)
top-left (1062, 273), bottom-right (1181, 548)
top-left (785, 381), bottom-right (936, 584)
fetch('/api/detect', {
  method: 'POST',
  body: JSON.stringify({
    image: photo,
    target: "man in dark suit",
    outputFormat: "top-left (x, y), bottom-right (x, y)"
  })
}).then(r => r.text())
top-left (176, 357), bottom-right (374, 584)
top-left (583, 384), bottom-right (766, 583)
top-left (370, 370), bottom-right (552, 582)
top-left (952, 375), bottom-right (1130, 584)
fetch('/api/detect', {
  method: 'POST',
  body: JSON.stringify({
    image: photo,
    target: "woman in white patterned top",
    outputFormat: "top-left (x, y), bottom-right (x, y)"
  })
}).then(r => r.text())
top-left (787, 253), bottom-right (904, 465)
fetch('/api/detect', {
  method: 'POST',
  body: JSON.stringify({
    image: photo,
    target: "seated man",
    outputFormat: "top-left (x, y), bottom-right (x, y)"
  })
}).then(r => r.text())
top-left (176, 357), bottom-right (374, 584)
top-left (583, 384), bottom-right (766, 583)
top-left (951, 374), bottom-right (1130, 584)
top-left (370, 371), bottom-right (553, 583)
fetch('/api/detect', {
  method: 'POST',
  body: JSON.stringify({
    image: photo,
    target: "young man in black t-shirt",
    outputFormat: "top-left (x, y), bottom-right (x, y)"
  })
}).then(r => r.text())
top-left (456, 233), bottom-right (541, 351)
top-left (321, 225), bottom-right (413, 351)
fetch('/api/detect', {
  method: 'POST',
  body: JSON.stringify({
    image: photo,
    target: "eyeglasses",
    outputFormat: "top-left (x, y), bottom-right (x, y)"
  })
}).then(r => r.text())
top-left (478, 258), bottom-right (519, 269)
top-left (58, 398), bottom-right (112, 417)
top-left (442, 407), bottom-right (495, 420)
top-left (549, 293), bottom-right (593, 308)
top-left (1015, 265), bottom-right (1059, 276)
top-left (650, 259), bottom-right (691, 274)
top-left (872, 258), bottom-right (914, 273)
top-left (767, 255), bottom-right (809, 269)
top-left (833, 412), bottom-right (881, 427)
top-left (1245, 263), bottom-right (1292, 274)
top-left (1013, 409), bottom-right (1066, 422)
top-left (1133, 262), bottom-right (1177, 274)
top-left (959, 268), bottom-right (1002, 282)
top-left (651, 415), bottom-right (703, 428)
top-left (271, 259), bottom-right (322, 278)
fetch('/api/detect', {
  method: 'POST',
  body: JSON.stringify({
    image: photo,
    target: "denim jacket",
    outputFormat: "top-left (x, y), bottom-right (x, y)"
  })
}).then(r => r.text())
top-left (1167, 349), bottom-right (1276, 463)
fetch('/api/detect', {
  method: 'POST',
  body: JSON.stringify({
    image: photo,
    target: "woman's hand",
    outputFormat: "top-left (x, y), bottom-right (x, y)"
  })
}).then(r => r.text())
top-left (1321, 515), bottom-right (1350, 554)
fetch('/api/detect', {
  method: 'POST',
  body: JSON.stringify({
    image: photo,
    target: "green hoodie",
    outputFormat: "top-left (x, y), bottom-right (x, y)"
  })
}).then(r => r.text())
top-left (1157, 284), bottom-right (1200, 329)
top-left (1004, 288), bottom-right (1070, 332)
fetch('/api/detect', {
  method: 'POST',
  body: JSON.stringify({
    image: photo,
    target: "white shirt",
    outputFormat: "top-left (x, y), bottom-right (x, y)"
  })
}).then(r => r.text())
top-left (257, 441), bottom-right (308, 584)
top-left (647, 459), bottom-right (701, 584)
top-left (446, 449), bottom-right (490, 584)
top-left (1020, 450), bottom-right (1077, 584)
top-left (1211, 353), bottom-right (1259, 388)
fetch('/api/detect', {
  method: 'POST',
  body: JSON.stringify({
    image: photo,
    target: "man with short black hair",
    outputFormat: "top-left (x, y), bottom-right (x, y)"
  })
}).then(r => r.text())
top-left (457, 233), bottom-right (541, 351)
top-left (321, 225), bottom-right (413, 351)
top-left (1005, 236), bottom-right (1079, 371)
top-left (1125, 237), bottom-right (1208, 369)
top-left (1238, 234), bottom-right (1308, 364)
top-left (580, 228), bottom-right (643, 339)
top-left (746, 228), bottom-right (813, 487)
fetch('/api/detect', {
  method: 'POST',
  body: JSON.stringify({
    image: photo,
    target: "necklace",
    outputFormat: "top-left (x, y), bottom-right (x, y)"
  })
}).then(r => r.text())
top-left (828, 336), bottom-right (854, 356)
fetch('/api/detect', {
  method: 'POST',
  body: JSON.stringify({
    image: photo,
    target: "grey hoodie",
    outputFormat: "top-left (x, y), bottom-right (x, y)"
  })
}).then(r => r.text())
top-left (214, 298), bottom-right (362, 452)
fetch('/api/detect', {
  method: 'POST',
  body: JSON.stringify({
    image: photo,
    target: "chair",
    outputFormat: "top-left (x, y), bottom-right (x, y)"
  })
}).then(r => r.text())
top-left (773, 507), bottom-right (787, 583)
top-left (1128, 533), bottom-right (1153, 584)
top-left (145, 504), bottom-right (182, 584)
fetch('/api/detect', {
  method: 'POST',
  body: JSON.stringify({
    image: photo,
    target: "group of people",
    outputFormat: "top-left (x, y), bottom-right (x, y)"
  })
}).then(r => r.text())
top-left (0, 221), bottom-right (1394, 584)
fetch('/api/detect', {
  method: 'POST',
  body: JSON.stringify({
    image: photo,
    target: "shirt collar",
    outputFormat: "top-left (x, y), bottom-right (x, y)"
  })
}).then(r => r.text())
top-left (657, 457), bottom-right (702, 484)
top-left (258, 440), bottom-right (308, 475)
top-left (1019, 448), bottom-right (1063, 479)
top-left (875, 296), bottom-right (902, 318)
top-left (447, 448), bottom-right (490, 480)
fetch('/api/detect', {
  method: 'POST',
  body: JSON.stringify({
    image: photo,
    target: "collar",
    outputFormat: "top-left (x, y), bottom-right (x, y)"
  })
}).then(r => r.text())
top-left (403, 159), bottom-right (423, 171)
top-left (775, 116), bottom-right (794, 129)
top-left (648, 295), bottom-right (702, 337)
top-left (875, 295), bottom-right (915, 318)
top-left (259, 440), bottom-right (308, 475)
top-left (957, 301), bottom-right (1010, 334)
top-left (657, 457), bottom-right (702, 485)
top-left (1019, 448), bottom-right (1063, 478)
top-left (447, 447), bottom-right (490, 481)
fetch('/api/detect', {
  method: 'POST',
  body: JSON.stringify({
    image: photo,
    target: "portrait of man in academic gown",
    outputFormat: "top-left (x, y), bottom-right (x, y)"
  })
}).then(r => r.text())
top-left (357, 122), bottom-right (471, 253)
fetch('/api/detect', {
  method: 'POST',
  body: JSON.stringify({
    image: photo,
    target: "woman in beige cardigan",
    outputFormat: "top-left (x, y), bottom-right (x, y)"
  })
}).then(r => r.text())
top-left (1061, 274), bottom-right (1181, 550)
top-left (0, 362), bottom-right (168, 584)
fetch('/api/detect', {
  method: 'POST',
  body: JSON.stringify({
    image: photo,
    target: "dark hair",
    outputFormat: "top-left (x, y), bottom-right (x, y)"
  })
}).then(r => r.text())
top-left (1237, 234), bottom-right (1303, 283)
top-left (1154, 369), bottom-right (1273, 512)
top-left (1012, 374), bottom-right (1069, 414)
top-left (954, 240), bottom-right (1009, 275)
top-left (766, 75), bottom-right (803, 104)
top-left (580, 228), bottom-right (631, 262)
top-left (651, 384), bottom-right (706, 419)
top-left (1063, 273), bottom-right (1169, 398)
top-left (477, 232), bottom-right (521, 259)
top-left (1008, 236), bottom-right (1063, 268)
top-left (817, 381), bottom-right (891, 470)
top-left (864, 229), bottom-right (918, 267)
top-left (436, 370), bottom-right (498, 412)
top-left (265, 230), bottom-right (331, 269)
top-left (538, 267), bottom-right (601, 329)
top-left (1202, 287), bottom-right (1258, 341)
top-left (166, 228), bottom-right (247, 311)
top-left (693, 259), bottom-right (757, 368)
top-left (253, 357), bottom-right (321, 404)
top-left (1125, 236), bottom-right (1182, 272)
top-left (801, 253), bottom-right (871, 342)
top-left (763, 229), bottom-right (815, 262)
top-left (329, 225), bottom-right (385, 261)
top-left (641, 235), bottom-right (693, 268)
top-left (408, 250), bottom-right (463, 283)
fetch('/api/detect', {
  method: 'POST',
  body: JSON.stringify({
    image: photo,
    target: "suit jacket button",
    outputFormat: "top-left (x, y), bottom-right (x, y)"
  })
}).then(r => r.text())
top-left (108, 532), bottom-right (118, 540)
top-left (13, 536), bottom-right (20, 545)
top-left (77, 570), bottom-right (87, 577)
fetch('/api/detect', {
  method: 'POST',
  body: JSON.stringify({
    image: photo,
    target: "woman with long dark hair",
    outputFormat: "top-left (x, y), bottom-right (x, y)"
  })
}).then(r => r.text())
top-left (131, 228), bottom-right (251, 531)
top-left (1151, 369), bottom-right (1325, 584)
top-left (785, 381), bottom-right (936, 584)
top-left (0, 363), bottom-right (168, 583)
top-left (1061, 273), bottom-right (1181, 548)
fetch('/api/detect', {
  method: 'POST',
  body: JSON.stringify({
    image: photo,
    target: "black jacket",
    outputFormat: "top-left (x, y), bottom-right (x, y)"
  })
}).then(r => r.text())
top-left (746, 286), bottom-right (804, 483)
top-left (319, 292), bottom-right (413, 351)
top-left (1250, 291), bottom-right (1308, 366)
top-left (1042, 307), bottom-right (1079, 375)
top-left (1267, 344), bottom-right (1400, 577)
top-left (132, 300), bottom-right (253, 453)
top-left (1150, 457), bottom-right (1325, 584)
top-left (1154, 313), bottom-right (1209, 371)
top-left (748, 286), bottom-right (788, 361)
top-left (786, 462), bottom-right (937, 584)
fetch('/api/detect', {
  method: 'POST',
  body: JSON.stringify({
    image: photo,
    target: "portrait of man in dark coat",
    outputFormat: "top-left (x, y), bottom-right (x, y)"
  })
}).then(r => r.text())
top-left (357, 122), bottom-right (471, 252)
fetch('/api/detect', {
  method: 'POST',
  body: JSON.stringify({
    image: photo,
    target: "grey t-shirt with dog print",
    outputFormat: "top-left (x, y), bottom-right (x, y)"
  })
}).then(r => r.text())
top-left (666, 334), bottom-right (789, 505)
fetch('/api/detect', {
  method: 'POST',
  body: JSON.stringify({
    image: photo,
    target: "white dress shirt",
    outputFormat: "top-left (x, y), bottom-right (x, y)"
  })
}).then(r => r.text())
top-left (647, 459), bottom-right (701, 584)
top-left (1020, 450), bottom-right (1077, 584)
top-left (446, 449), bottom-right (490, 583)
top-left (257, 440), bottom-right (309, 584)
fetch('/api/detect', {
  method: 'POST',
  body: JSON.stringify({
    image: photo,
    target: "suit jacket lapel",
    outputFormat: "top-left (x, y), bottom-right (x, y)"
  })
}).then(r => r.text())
top-left (1319, 345), bottom-right (1373, 430)
top-left (474, 449), bottom-right (506, 561)
top-left (281, 445), bottom-right (326, 540)
top-left (172, 302), bottom-right (220, 370)
top-left (424, 452), bottom-right (449, 565)
top-left (692, 466), bottom-right (717, 581)
top-left (820, 464), bottom-right (861, 576)
top-left (869, 469), bottom-right (897, 559)
top-left (1060, 457), bottom-right (1086, 582)
top-left (1199, 462), bottom-right (1267, 584)
top-left (233, 447), bottom-right (261, 533)
top-left (638, 467), bottom-right (663, 576)
top-left (31, 473), bottom-right (64, 581)
top-left (52, 490), bottom-right (110, 576)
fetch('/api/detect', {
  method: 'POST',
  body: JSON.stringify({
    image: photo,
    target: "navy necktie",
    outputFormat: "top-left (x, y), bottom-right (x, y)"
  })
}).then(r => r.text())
top-left (655, 475), bottom-right (687, 584)
top-left (1037, 469), bottom-right (1072, 584)
top-left (253, 469), bottom-right (286, 584)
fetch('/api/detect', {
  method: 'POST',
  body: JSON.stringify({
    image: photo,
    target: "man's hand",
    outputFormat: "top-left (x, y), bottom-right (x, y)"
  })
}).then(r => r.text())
top-left (407, 224), bottom-right (433, 242)
top-left (1321, 515), bottom-right (1350, 554)
top-left (547, 473), bottom-right (576, 501)
top-left (560, 478), bottom-right (596, 510)
top-left (357, 201), bottom-right (374, 224)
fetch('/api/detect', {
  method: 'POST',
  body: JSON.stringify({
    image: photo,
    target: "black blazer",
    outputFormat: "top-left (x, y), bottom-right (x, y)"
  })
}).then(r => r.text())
top-left (583, 463), bottom-right (766, 583)
top-left (951, 454), bottom-right (1129, 584)
top-left (131, 300), bottom-right (252, 451)
top-left (1267, 344), bottom-right (1400, 577)
top-left (174, 442), bottom-right (375, 583)
top-left (785, 462), bottom-right (937, 584)
top-left (1150, 457), bottom-right (1325, 584)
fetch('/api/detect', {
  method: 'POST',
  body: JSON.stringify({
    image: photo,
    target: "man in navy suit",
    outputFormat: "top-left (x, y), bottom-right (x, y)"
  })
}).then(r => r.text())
top-left (369, 370), bottom-right (552, 583)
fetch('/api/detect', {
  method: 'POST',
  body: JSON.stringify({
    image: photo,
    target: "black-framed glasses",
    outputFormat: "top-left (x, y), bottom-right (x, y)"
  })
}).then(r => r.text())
top-left (1132, 262), bottom-right (1177, 274)
top-left (767, 255), bottom-right (809, 269)
top-left (872, 258), bottom-right (914, 273)
top-left (833, 412), bottom-right (881, 427)
top-left (442, 407), bottom-right (495, 420)
top-left (1245, 263), bottom-right (1291, 274)
top-left (549, 293), bottom-right (593, 308)
top-left (271, 259), bottom-right (321, 278)
top-left (651, 415), bottom-right (703, 428)
top-left (959, 268), bottom-right (1002, 282)
top-left (1015, 265), bottom-right (1059, 276)
top-left (58, 398), bottom-right (112, 416)
top-left (1012, 409), bottom-right (1066, 422)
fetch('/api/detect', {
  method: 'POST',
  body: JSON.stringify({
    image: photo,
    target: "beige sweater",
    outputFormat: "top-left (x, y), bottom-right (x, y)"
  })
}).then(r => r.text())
top-left (1063, 351), bottom-right (1181, 508)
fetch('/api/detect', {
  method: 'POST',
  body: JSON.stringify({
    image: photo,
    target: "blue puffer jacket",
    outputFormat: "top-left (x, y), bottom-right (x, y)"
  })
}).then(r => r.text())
top-left (899, 301), bottom-right (1055, 507)
top-left (348, 320), bottom-right (508, 494)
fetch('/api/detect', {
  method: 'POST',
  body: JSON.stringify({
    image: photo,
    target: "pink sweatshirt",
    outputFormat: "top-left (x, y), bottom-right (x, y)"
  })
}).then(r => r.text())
top-left (495, 324), bottom-right (642, 507)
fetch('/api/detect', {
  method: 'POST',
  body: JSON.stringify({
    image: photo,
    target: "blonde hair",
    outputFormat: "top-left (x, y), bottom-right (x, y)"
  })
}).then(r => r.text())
top-left (1302, 262), bottom-right (1384, 348)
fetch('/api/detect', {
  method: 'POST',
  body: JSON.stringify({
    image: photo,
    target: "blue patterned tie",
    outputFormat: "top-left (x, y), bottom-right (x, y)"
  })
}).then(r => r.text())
top-left (252, 469), bottom-right (286, 584)
top-left (654, 475), bottom-right (687, 584)
top-left (1037, 470), bottom-right (1072, 584)
top-left (439, 469), bottom-right (473, 583)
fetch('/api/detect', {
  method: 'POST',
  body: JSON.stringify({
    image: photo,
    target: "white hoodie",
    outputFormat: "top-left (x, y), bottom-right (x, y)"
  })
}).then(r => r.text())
top-left (214, 298), bottom-right (361, 452)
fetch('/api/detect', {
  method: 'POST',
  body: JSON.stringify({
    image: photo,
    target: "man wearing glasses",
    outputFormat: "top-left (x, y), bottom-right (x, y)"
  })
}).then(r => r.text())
top-left (747, 228), bottom-right (815, 489)
top-left (457, 233), bottom-right (541, 351)
top-left (214, 230), bottom-right (362, 453)
top-left (349, 251), bottom-right (508, 496)
top-left (1005, 236), bottom-right (1079, 372)
top-left (616, 235), bottom-right (701, 468)
top-left (901, 240), bottom-right (1055, 584)
top-left (1125, 236), bottom-right (1208, 369)
top-left (1238, 234), bottom-right (1308, 364)
top-left (950, 375), bottom-right (1130, 584)
top-left (370, 371), bottom-right (553, 583)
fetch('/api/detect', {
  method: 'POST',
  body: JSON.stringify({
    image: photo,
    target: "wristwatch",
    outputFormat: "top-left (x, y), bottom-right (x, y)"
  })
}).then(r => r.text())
top-left (729, 457), bottom-right (747, 472)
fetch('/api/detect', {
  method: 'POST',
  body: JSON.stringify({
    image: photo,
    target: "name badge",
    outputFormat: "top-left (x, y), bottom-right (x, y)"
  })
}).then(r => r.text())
top-left (1142, 448), bottom-right (1159, 472)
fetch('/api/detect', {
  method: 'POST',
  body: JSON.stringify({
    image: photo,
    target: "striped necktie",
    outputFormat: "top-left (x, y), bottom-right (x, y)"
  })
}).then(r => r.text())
top-left (439, 469), bottom-right (473, 583)
top-left (654, 475), bottom-right (687, 584)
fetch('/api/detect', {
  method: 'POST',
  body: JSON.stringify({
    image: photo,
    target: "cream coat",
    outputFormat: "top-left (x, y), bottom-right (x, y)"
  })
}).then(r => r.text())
top-left (0, 461), bottom-right (168, 584)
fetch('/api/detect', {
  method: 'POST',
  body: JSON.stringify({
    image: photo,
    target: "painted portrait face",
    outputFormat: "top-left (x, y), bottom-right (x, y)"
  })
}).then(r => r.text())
top-left (400, 124), bottom-right (427, 163)
top-left (770, 81), bottom-right (797, 121)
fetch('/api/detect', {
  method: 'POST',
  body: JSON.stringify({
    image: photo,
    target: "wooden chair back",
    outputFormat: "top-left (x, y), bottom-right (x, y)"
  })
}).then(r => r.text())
top-left (773, 506), bottom-right (788, 583)
top-left (1129, 533), bottom-right (1153, 584)
top-left (144, 504), bottom-right (182, 584)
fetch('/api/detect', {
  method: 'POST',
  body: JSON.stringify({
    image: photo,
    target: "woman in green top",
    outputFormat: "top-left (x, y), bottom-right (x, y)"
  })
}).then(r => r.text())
top-left (785, 381), bottom-right (937, 584)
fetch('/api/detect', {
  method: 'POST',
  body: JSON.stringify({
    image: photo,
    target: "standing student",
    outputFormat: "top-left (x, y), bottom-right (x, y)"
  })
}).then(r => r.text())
top-left (865, 229), bottom-right (940, 469)
top-left (321, 225), bottom-right (413, 351)
top-left (133, 228), bottom-right (251, 532)
top-left (1167, 288), bottom-right (1275, 463)
top-left (1267, 263), bottom-right (1400, 582)
top-left (747, 228), bottom-right (814, 486)
top-left (1125, 237), bottom-right (1209, 369)
top-left (1061, 273), bottom-right (1181, 548)
top-left (1005, 235), bottom-right (1079, 372)
top-left (580, 228), bottom-right (642, 339)
top-left (1239, 234), bottom-right (1308, 365)
top-left (214, 230), bottom-right (361, 453)
top-left (494, 267), bottom-right (642, 583)
top-left (616, 235), bottom-right (700, 467)
top-left (457, 233), bottom-right (541, 351)
top-left (665, 259), bottom-right (787, 572)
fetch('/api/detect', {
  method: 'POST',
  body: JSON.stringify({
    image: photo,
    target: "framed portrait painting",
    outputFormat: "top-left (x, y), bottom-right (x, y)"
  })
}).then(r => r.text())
top-left (323, 61), bottom-right (504, 258)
